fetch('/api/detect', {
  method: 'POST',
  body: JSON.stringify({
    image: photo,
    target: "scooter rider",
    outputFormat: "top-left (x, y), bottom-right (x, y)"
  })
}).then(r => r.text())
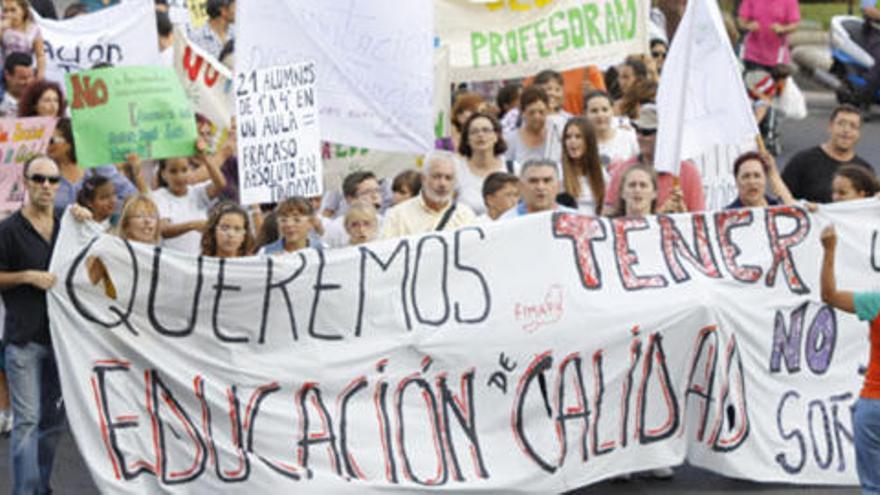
top-left (860, 0), bottom-right (880, 108)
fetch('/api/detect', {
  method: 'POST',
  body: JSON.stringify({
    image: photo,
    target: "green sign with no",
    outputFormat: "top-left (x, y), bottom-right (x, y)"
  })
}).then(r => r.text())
top-left (66, 66), bottom-right (197, 168)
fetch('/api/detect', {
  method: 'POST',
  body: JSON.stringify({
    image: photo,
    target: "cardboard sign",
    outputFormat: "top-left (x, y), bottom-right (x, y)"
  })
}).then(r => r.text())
top-left (236, 61), bottom-right (322, 204)
top-left (435, 0), bottom-right (650, 82)
top-left (36, 0), bottom-right (160, 86)
top-left (49, 201), bottom-right (878, 492)
top-left (0, 117), bottom-right (57, 210)
top-left (66, 66), bottom-right (197, 167)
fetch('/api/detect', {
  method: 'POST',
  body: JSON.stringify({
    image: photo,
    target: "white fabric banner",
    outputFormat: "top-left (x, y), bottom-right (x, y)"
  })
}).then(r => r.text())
top-left (36, 0), bottom-right (161, 86)
top-left (235, 62), bottom-right (323, 204)
top-left (49, 201), bottom-right (878, 492)
top-left (237, 0), bottom-right (434, 154)
top-left (654, 0), bottom-right (757, 174)
top-left (436, 0), bottom-right (650, 82)
top-left (172, 27), bottom-right (233, 153)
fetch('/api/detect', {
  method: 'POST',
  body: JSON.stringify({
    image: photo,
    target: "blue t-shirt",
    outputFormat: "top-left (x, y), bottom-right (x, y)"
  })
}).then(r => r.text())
top-left (855, 292), bottom-right (880, 322)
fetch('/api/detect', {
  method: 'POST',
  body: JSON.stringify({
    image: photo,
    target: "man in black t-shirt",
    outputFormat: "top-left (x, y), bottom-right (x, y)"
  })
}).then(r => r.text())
top-left (0, 155), bottom-right (64, 494)
top-left (782, 105), bottom-right (875, 203)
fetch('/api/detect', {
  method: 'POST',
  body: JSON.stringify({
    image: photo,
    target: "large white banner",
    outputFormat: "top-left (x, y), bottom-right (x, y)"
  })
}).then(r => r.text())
top-left (237, 0), bottom-right (434, 154)
top-left (37, 0), bottom-right (161, 86)
top-left (49, 200), bottom-right (879, 492)
top-left (436, 0), bottom-right (650, 82)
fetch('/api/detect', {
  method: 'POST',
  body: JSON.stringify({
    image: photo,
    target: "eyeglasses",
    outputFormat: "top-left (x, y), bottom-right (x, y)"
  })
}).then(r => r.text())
top-left (218, 224), bottom-right (246, 235)
top-left (651, 51), bottom-right (666, 59)
top-left (277, 214), bottom-right (309, 225)
top-left (27, 174), bottom-right (61, 185)
top-left (634, 127), bottom-right (657, 137)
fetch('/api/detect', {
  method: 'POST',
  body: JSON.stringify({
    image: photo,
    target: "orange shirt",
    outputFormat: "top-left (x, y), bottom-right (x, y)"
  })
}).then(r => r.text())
top-left (862, 316), bottom-right (880, 399)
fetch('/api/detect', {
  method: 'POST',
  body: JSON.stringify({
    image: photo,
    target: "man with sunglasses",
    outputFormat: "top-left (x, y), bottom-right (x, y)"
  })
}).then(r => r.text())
top-left (604, 103), bottom-right (706, 214)
top-left (0, 155), bottom-right (65, 494)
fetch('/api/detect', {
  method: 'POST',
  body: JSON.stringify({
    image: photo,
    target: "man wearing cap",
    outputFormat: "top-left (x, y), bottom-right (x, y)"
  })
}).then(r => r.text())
top-left (604, 103), bottom-right (706, 214)
top-left (189, 0), bottom-right (235, 59)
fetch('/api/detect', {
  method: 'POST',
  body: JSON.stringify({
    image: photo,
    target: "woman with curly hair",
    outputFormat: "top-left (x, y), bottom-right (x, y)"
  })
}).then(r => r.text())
top-left (17, 79), bottom-right (65, 117)
top-left (201, 201), bottom-right (254, 257)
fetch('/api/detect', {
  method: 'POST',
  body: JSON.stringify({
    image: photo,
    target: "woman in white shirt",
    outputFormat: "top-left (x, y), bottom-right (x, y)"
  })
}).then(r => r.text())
top-left (584, 91), bottom-right (639, 175)
top-left (561, 117), bottom-right (607, 215)
top-left (457, 112), bottom-right (507, 216)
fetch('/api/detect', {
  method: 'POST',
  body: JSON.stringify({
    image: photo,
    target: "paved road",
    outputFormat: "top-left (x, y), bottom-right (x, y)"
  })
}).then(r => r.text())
top-left (1, 91), bottom-right (876, 494)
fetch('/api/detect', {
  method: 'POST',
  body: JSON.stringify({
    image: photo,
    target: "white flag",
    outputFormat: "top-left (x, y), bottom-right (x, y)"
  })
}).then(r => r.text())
top-left (654, 0), bottom-right (758, 174)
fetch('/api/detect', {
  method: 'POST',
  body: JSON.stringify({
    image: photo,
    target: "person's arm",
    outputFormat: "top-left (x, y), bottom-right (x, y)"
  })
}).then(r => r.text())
top-left (863, 0), bottom-right (880, 21)
top-left (820, 225), bottom-right (855, 314)
top-left (33, 32), bottom-right (46, 80)
top-left (160, 219), bottom-right (205, 239)
top-left (0, 270), bottom-right (56, 291)
top-left (765, 153), bottom-right (797, 205)
top-left (121, 154), bottom-right (148, 194)
top-left (195, 137), bottom-right (231, 199)
top-left (780, 156), bottom-right (802, 200)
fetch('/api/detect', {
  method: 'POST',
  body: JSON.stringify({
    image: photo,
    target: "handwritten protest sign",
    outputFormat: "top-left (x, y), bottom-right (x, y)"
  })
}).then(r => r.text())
top-left (238, 0), bottom-right (433, 154)
top-left (49, 200), bottom-right (877, 491)
top-left (435, 0), bottom-right (650, 82)
top-left (172, 27), bottom-right (233, 152)
top-left (235, 62), bottom-right (322, 204)
top-left (66, 67), bottom-right (197, 168)
top-left (0, 117), bottom-right (56, 210)
top-left (36, 0), bottom-right (160, 87)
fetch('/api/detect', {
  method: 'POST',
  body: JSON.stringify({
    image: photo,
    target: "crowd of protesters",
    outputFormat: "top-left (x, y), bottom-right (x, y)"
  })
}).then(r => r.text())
top-left (0, 0), bottom-right (880, 493)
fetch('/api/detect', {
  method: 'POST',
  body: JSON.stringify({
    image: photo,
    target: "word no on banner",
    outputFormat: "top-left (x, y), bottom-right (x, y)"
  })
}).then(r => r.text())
top-left (236, 61), bottom-right (322, 205)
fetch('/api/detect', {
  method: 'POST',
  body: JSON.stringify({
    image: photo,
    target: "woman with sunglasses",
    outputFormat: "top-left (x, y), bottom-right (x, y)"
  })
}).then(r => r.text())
top-left (48, 117), bottom-right (143, 211)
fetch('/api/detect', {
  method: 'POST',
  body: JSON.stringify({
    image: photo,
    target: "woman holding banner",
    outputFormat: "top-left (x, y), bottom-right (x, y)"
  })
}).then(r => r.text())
top-left (820, 225), bottom-right (880, 493)
top-left (725, 151), bottom-right (796, 209)
top-left (201, 202), bottom-right (254, 258)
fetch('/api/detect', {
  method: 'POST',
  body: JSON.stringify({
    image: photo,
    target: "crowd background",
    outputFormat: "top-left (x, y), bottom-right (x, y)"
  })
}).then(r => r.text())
top-left (0, 0), bottom-right (878, 493)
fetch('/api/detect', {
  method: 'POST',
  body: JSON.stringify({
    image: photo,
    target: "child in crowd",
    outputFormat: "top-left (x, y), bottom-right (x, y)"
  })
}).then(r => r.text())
top-left (201, 202), bottom-right (254, 258)
top-left (259, 197), bottom-right (316, 255)
top-left (832, 164), bottom-right (880, 202)
top-left (154, 154), bottom-right (226, 254)
top-left (391, 169), bottom-right (421, 206)
top-left (1, 0), bottom-right (46, 79)
top-left (344, 201), bottom-right (378, 246)
top-left (75, 175), bottom-right (116, 230)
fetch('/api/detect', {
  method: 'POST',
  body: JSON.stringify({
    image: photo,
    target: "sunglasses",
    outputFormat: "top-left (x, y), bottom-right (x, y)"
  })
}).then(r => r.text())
top-left (634, 127), bottom-right (657, 137)
top-left (27, 173), bottom-right (61, 185)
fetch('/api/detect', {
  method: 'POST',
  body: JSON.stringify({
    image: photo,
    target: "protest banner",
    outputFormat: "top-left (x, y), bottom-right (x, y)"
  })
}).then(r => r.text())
top-left (0, 117), bottom-right (56, 210)
top-left (49, 199), bottom-right (878, 492)
top-left (237, 0), bottom-right (434, 154)
top-left (66, 66), bottom-right (197, 168)
top-left (435, 0), bottom-right (650, 82)
top-left (172, 27), bottom-right (233, 152)
top-left (36, 0), bottom-right (160, 87)
top-left (235, 62), bottom-right (322, 204)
